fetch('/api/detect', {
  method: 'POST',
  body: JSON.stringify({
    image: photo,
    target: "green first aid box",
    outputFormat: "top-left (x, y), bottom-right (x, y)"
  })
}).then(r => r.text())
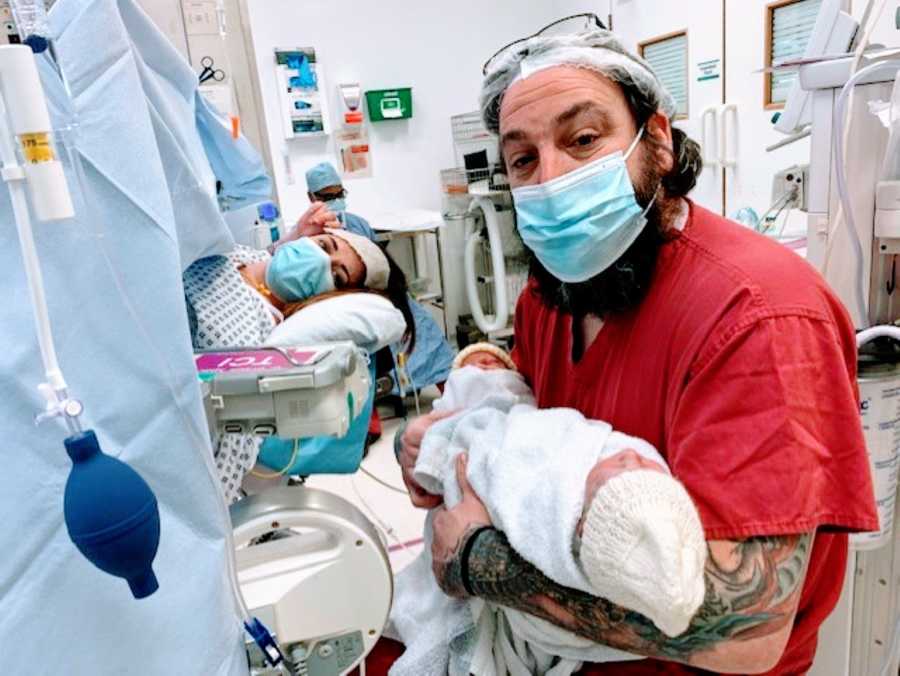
top-left (365, 88), bottom-right (413, 122)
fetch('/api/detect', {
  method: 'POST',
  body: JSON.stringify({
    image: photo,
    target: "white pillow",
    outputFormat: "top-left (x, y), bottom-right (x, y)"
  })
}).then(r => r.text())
top-left (264, 293), bottom-right (405, 353)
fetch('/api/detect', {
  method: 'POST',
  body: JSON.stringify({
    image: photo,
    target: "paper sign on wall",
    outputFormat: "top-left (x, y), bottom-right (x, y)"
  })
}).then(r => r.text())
top-left (697, 58), bottom-right (721, 82)
top-left (336, 127), bottom-right (372, 179)
top-left (335, 81), bottom-right (373, 178)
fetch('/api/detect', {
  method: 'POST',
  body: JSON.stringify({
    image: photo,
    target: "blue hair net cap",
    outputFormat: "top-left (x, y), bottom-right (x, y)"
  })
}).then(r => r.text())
top-left (305, 162), bottom-right (342, 193)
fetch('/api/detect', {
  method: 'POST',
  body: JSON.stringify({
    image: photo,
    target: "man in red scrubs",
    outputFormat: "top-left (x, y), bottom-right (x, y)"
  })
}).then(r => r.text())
top-left (388, 29), bottom-right (878, 675)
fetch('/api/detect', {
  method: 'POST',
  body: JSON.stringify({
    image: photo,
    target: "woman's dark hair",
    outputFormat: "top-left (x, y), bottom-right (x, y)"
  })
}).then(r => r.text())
top-left (281, 244), bottom-right (416, 353)
top-left (381, 247), bottom-right (416, 353)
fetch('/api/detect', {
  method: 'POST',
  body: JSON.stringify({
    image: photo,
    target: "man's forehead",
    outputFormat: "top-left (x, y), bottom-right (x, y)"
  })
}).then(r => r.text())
top-left (498, 66), bottom-right (625, 135)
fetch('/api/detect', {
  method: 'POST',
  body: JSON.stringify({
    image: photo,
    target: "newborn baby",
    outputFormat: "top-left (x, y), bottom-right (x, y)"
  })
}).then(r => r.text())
top-left (443, 343), bottom-right (706, 633)
top-left (390, 343), bottom-right (707, 676)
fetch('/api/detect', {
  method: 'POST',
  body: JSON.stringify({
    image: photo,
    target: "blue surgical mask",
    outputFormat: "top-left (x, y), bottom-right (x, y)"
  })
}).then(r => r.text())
top-left (511, 126), bottom-right (654, 283)
top-left (326, 197), bottom-right (347, 213)
top-left (266, 238), bottom-right (335, 302)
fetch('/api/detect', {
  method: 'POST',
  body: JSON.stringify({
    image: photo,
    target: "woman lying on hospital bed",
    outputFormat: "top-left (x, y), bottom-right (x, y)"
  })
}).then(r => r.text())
top-left (185, 224), bottom-right (414, 351)
top-left (183, 220), bottom-right (416, 503)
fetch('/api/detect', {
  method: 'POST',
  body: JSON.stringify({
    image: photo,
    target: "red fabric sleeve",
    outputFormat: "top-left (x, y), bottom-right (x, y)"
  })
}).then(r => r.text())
top-left (667, 310), bottom-right (878, 540)
top-left (511, 290), bottom-right (533, 384)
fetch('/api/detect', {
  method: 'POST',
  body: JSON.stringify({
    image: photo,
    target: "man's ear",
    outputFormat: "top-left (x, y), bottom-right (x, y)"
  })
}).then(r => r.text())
top-left (647, 111), bottom-right (674, 174)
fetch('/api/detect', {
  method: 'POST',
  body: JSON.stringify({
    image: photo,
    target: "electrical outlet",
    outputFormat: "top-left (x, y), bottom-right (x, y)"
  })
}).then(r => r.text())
top-left (771, 164), bottom-right (808, 211)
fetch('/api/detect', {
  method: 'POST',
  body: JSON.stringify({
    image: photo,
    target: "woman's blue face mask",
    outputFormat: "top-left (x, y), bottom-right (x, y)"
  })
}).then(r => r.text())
top-left (266, 238), bottom-right (334, 302)
top-left (511, 126), bottom-right (655, 283)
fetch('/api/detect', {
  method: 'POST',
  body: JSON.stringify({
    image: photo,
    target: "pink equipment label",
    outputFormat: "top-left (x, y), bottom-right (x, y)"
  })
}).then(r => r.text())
top-left (195, 349), bottom-right (319, 373)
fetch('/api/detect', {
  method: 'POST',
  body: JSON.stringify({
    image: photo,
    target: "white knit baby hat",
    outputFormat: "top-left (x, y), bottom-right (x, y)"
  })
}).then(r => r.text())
top-left (452, 342), bottom-right (517, 370)
top-left (579, 470), bottom-right (708, 637)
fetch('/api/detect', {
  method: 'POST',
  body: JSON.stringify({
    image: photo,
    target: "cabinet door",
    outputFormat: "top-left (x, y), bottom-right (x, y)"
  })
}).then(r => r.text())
top-left (611, 0), bottom-right (725, 214)
top-left (723, 0), bottom-right (816, 222)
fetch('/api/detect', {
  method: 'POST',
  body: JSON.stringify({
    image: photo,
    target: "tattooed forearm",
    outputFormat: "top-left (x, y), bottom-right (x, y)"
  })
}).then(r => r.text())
top-left (457, 528), bottom-right (812, 670)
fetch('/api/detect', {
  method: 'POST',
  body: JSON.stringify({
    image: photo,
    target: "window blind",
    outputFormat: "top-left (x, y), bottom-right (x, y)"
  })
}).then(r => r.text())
top-left (642, 33), bottom-right (689, 117)
top-left (770, 0), bottom-right (823, 104)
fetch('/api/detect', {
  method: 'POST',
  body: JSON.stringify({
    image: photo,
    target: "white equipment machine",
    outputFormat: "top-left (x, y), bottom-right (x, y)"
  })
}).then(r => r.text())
top-left (464, 180), bottom-right (520, 337)
top-left (777, 3), bottom-right (900, 673)
top-left (440, 112), bottom-right (528, 343)
top-left (231, 488), bottom-right (392, 676)
top-left (198, 343), bottom-right (370, 440)
top-left (199, 343), bottom-right (393, 676)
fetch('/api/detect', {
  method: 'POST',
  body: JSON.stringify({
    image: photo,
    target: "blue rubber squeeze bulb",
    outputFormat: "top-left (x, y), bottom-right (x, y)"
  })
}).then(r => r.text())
top-left (63, 430), bottom-right (161, 599)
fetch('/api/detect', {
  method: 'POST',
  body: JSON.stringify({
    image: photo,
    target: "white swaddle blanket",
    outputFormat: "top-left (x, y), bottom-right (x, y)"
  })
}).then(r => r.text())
top-left (389, 367), bottom-right (681, 676)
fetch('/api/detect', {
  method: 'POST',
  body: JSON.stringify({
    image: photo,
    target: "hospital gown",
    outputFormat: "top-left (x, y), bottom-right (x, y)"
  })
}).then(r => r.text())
top-left (184, 245), bottom-right (276, 349)
top-left (184, 246), bottom-right (277, 503)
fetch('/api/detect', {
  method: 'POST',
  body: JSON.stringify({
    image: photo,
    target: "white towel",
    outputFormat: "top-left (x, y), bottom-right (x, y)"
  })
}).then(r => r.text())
top-left (390, 368), bottom-right (656, 675)
top-left (431, 365), bottom-right (536, 414)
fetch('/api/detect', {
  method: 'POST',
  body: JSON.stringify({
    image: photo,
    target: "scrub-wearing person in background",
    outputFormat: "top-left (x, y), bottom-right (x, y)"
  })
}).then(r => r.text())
top-left (302, 162), bottom-right (455, 404)
top-left (306, 161), bottom-right (378, 240)
top-left (383, 30), bottom-right (880, 676)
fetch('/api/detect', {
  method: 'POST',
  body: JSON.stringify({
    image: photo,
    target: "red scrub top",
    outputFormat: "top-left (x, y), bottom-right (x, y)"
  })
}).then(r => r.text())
top-left (512, 202), bottom-right (878, 675)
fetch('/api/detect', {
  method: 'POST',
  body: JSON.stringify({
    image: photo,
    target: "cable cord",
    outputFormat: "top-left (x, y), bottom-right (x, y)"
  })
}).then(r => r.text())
top-left (759, 188), bottom-right (798, 234)
top-left (250, 437), bottom-right (300, 479)
top-left (359, 465), bottom-right (408, 494)
top-left (350, 476), bottom-right (418, 565)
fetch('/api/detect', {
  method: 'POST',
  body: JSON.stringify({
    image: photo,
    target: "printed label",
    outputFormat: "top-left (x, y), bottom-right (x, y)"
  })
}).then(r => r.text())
top-left (19, 133), bottom-right (54, 164)
top-left (196, 348), bottom-right (319, 373)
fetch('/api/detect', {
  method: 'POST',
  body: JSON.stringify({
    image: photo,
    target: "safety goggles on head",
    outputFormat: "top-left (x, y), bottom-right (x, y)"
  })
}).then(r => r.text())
top-left (481, 13), bottom-right (606, 76)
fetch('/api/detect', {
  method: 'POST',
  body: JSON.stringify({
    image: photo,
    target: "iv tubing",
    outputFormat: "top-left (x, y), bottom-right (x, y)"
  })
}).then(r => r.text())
top-left (19, 29), bottom-right (253, 622)
top-left (832, 59), bottom-right (900, 329)
top-left (0, 69), bottom-right (78, 435)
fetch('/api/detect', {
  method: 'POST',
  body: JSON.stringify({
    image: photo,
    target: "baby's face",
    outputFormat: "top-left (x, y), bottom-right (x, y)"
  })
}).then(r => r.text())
top-left (587, 449), bottom-right (665, 489)
top-left (461, 352), bottom-right (510, 371)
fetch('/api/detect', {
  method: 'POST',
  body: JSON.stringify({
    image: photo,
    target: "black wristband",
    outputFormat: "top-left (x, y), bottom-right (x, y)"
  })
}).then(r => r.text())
top-left (461, 526), bottom-right (495, 597)
top-left (393, 420), bottom-right (408, 462)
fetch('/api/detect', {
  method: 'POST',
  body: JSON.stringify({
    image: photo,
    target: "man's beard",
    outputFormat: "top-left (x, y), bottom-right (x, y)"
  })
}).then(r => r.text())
top-left (521, 156), bottom-right (674, 318)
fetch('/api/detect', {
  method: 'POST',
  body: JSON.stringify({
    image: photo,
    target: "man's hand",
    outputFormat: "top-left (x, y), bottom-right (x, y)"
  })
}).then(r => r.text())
top-left (396, 409), bottom-right (456, 509)
top-left (431, 454), bottom-right (493, 598)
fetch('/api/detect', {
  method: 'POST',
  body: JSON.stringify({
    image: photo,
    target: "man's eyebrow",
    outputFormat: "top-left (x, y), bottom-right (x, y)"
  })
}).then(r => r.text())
top-left (501, 102), bottom-right (612, 146)
top-left (555, 101), bottom-right (610, 128)
top-left (500, 129), bottom-right (527, 146)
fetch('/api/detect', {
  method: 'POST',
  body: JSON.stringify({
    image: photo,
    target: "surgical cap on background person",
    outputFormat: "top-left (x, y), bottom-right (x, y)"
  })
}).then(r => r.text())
top-left (306, 161), bottom-right (342, 194)
top-left (479, 29), bottom-right (676, 135)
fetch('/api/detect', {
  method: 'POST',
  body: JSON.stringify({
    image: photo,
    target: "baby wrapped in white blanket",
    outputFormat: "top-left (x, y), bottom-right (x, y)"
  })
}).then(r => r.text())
top-left (388, 344), bottom-right (707, 676)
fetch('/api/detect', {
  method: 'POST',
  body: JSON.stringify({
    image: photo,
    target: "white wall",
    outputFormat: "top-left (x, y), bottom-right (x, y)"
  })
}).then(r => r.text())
top-left (244, 0), bottom-right (569, 223)
top-left (137, 0), bottom-right (190, 57)
top-left (851, 0), bottom-right (900, 46)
